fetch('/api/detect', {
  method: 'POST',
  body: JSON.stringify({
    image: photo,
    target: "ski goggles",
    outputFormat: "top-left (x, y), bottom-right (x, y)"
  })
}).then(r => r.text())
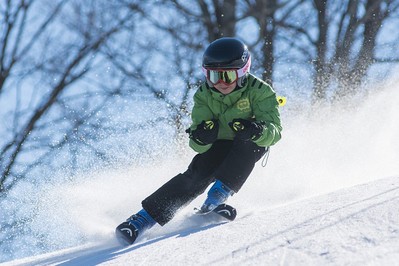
top-left (202, 56), bottom-right (251, 85)
top-left (205, 69), bottom-right (239, 85)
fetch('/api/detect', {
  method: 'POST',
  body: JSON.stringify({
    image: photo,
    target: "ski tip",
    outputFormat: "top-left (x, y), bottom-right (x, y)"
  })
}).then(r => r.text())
top-left (115, 223), bottom-right (138, 246)
top-left (194, 204), bottom-right (237, 221)
top-left (214, 204), bottom-right (237, 221)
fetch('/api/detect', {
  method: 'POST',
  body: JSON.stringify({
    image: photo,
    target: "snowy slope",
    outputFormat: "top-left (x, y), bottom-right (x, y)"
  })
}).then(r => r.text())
top-left (2, 77), bottom-right (399, 265)
top-left (4, 175), bottom-right (399, 266)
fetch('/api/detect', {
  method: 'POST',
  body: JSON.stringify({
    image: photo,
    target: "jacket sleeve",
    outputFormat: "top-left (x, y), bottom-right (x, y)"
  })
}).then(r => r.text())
top-left (188, 86), bottom-right (215, 153)
top-left (251, 82), bottom-right (282, 147)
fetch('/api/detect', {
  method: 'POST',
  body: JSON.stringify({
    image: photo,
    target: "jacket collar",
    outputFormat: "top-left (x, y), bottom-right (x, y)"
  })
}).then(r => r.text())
top-left (209, 83), bottom-right (248, 106)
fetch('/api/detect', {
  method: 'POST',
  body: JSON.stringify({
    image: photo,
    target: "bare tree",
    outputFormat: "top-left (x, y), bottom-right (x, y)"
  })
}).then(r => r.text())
top-left (160, 0), bottom-right (238, 42)
top-left (0, 0), bottom-right (65, 95)
top-left (281, 0), bottom-right (399, 102)
top-left (0, 0), bottom-right (140, 192)
top-left (240, 0), bottom-right (303, 83)
top-left (310, 0), bottom-right (393, 100)
top-left (2, 0), bottom-right (399, 193)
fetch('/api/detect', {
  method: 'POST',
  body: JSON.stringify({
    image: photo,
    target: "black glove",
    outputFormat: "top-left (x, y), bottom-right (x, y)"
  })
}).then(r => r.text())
top-left (186, 120), bottom-right (219, 145)
top-left (229, 118), bottom-right (263, 141)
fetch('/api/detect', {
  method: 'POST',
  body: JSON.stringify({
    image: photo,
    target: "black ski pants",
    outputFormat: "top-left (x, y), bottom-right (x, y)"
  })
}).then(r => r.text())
top-left (142, 139), bottom-right (266, 225)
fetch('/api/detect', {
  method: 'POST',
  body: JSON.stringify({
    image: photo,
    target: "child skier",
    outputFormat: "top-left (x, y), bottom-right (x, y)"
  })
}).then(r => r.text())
top-left (116, 37), bottom-right (282, 245)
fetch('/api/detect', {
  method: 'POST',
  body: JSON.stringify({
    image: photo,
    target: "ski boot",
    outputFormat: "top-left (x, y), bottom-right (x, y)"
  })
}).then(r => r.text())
top-left (115, 209), bottom-right (156, 245)
top-left (200, 179), bottom-right (234, 214)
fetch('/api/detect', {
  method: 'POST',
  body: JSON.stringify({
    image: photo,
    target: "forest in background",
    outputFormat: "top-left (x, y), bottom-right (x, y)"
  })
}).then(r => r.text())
top-left (1, 0), bottom-right (399, 194)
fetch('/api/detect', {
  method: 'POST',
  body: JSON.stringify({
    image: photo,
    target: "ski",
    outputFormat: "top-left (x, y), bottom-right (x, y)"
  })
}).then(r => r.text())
top-left (115, 204), bottom-right (237, 246)
top-left (195, 204), bottom-right (237, 221)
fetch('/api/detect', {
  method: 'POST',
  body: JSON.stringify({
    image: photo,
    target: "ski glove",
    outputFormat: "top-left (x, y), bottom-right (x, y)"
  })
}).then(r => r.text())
top-left (229, 118), bottom-right (264, 141)
top-left (186, 120), bottom-right (219, 145)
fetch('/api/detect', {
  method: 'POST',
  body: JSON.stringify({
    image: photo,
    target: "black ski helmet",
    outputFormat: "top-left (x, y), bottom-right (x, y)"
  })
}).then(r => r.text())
top-left (202, 37), bottom-right (251, 86)
top-left (203, 37), bottom-right (250, 69)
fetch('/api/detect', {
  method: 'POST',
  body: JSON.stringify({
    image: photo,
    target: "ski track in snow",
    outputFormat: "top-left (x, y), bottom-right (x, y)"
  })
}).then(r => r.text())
top-left (3, 175), bottom-right (399, 266)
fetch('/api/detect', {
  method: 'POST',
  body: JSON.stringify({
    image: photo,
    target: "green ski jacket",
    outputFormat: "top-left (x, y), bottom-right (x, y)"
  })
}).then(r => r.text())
top-left (189, 74), bottom-right (282, 153)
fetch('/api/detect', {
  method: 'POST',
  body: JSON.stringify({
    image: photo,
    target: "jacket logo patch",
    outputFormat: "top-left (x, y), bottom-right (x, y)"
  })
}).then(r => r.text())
top-left (236, 98), bottom-right (250, 112)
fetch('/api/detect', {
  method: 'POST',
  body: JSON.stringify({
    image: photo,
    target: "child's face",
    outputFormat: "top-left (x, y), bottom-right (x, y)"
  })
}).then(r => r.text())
top-left (213, 81), bottom-right (237, 95)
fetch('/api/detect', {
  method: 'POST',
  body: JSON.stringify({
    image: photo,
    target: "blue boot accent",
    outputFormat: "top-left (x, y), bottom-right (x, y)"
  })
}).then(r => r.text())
top-left (201, 180), bottom-right (234, 213)
top-left (126, 209), bottom-right (156, 235)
